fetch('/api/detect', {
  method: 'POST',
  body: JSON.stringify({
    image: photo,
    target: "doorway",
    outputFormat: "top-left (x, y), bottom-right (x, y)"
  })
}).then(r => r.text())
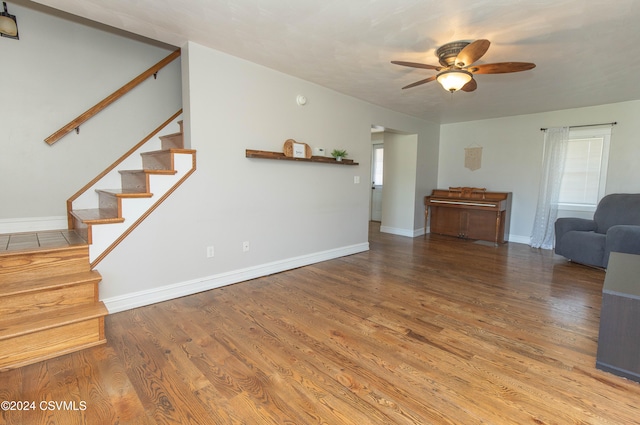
top-left (370, 143), bottom-right (384, 221)
top-left (369, 125), bottom-right (421, 237)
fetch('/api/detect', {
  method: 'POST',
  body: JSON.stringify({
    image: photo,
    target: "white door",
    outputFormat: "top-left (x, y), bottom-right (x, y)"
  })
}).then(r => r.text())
top-left (370, 144), bottom-right (383, 221)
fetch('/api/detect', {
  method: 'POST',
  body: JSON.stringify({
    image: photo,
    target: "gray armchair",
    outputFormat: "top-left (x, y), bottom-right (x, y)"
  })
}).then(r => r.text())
top-left (554, 193), bottom-right (640, 268)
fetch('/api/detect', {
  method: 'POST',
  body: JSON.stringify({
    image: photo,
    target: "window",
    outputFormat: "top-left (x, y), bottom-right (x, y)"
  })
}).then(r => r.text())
top-left (558, 127), bottom-right (611, 211)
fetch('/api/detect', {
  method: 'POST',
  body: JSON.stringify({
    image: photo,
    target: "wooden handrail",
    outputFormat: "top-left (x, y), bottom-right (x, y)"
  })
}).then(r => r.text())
top-left (45, 49), bottom-right (181, 145)
top-left (66, 109), bottom-right (183, 229)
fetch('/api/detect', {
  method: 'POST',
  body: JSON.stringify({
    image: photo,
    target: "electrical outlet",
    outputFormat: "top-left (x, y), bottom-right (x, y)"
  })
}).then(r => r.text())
top-left (354, 176), bottom-right (360, 184)
top-left (242, 241), bottom-right (250, 252)
top-left (206, 245), bottom-right (215, 258)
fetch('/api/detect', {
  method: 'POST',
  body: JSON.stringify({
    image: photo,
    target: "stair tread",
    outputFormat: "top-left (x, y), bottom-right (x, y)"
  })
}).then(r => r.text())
top-left (119, 169), bottom-right (177, 175)
top-left (96, 188), bottom-right (153, 198)
top-left (0, 302), bottom-right (108, 340)
top-left (0, 270), bottom-right (101, 298)
top-left (141, 148), bottom-right (196, 156)
top-left (70, 208), bottom-right (125, 224)
top-left (159, 131), bottom-right (182, 138)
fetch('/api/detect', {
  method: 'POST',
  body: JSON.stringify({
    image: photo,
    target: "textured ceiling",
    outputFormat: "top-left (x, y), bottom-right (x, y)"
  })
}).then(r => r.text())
top-left (30, 0), bottom-right (640, 124)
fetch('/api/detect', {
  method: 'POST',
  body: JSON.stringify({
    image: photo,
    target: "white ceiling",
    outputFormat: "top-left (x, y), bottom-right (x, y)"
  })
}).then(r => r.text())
top-left (30, 0), bottom-right (640, 124)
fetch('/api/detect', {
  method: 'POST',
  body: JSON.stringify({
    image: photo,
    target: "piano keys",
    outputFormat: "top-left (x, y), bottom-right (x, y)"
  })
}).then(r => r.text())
top-left (425, 187), bottom-right (512, 244)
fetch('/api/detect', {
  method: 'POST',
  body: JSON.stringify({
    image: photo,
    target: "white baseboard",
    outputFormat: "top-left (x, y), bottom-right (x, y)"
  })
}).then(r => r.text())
top-left (380, 225), bottom-right (422, 238)
top-left (103, 242), bottom-right (370, 313)
top-left (0, 216), bottom-right (67, 233)
top-left (507, 234), bottom-right (530, 245)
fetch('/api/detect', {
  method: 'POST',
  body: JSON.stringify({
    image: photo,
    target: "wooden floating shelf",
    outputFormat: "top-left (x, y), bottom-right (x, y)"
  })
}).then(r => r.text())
top-left (246, 149), bottom-right (358, 165)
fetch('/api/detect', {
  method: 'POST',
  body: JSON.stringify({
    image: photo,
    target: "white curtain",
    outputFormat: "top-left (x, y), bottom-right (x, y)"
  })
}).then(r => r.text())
top-left (530, 127), bottom-right (570, 249)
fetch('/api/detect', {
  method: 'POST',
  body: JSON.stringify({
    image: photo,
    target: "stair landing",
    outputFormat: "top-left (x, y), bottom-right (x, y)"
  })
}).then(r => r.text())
top-left (1, 229), bottom-right (87, 253)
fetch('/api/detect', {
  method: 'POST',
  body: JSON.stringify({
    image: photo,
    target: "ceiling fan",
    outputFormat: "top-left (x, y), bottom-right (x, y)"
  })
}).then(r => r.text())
top-left (391, 39), bottom-right (535, 93)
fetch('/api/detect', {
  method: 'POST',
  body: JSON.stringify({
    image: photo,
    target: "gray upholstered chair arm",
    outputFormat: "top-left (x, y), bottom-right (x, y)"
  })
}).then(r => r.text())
top-left (605, 225), bottom-right (640, 259)
top-left (555, 217), bottom-right (597, 240)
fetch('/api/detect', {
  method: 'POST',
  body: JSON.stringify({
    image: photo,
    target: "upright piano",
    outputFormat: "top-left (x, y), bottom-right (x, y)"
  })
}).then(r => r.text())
top-left (425, 187), bottom-right (512, 244)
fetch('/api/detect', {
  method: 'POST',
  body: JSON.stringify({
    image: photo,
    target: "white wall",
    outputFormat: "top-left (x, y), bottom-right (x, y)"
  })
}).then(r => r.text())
top-left (98, 41), bottom-right (440, 311)
top-left (0, 2), bottom-right (180, 227)
top-left (438, 100), bottom-right (640, 243)
top-left (380, 132), bottom-right (419, 236)
top-left (414, 126), bottom-right (440, 233)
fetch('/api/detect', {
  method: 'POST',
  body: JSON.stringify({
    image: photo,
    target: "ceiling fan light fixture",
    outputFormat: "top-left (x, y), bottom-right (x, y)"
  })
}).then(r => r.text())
top-left (436, 70), bottom-right (472, 93)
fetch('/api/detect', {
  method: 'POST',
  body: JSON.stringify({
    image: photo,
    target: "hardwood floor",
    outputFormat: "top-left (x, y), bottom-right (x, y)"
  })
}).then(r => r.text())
top-left (2, 223), bottom-right (640, 424)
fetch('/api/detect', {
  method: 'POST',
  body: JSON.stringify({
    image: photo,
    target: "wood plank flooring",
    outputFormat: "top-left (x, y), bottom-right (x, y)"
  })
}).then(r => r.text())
top-left (2, 223), bottom-right (640, 424)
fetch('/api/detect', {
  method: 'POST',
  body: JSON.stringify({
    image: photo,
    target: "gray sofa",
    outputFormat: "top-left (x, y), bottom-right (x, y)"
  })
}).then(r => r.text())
top-left (554, 193), bottom-right (640, 268)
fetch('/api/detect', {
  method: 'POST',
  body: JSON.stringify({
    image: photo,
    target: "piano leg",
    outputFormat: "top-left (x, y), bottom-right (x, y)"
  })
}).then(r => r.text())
top-left (424, 207), bottom-right (429, 238)
top-left (495, 211), bottom-right (501, 245)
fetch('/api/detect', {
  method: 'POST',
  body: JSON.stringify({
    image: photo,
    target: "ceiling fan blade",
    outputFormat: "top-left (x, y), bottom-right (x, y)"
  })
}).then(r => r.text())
top-left (391, 61), bottom-right (442, 71)
top-left (468, 62), bottom-right (536, 74)
top-left (402, 75), bottom-right (437, 89)
top-left (455, 39), bottom-right (490, 67)
top-left (461, 78), bottom-right (477, 92)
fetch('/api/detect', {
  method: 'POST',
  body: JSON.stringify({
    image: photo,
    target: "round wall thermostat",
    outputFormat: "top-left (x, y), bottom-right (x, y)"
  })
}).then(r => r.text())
top-left (296, 95), bottom-right (307, 106)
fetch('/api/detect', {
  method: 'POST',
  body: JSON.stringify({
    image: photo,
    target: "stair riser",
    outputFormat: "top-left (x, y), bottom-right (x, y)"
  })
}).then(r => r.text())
top-left (160, 133), bottom-right (184, 150)
top-left (0, 283), bottom-right (97, 320)
top-left (98, 192), bottom-right (121, 215)
top-left (120, 172), bottom-right (149, 192)
top-left (0, 247), bottom-right (89, 285)
top-left (72, 218), bottom-right (91, 244)
top-left (141, 152), bottom-right (174, 170)
top-left (0, 318), bottom-right (105, 371)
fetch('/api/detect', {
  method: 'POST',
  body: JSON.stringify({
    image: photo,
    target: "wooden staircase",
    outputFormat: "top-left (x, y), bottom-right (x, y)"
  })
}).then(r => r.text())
top-left (68, 117), bottom-right (195, 266)
top-left (0, 232), bottom-right (107, 371)
top-left (69, 120), bottom-right (192, 252)
top-left (0, 118), bottom-right (195, 370)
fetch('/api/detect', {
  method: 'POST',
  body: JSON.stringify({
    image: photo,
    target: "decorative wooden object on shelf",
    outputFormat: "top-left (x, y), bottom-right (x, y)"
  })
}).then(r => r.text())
top-left (246, 149), bottom-right (358, 165)
top-left (283, 139), bottom-right (312, 158)
top-left (425, 187), bottom-right (512, 244)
